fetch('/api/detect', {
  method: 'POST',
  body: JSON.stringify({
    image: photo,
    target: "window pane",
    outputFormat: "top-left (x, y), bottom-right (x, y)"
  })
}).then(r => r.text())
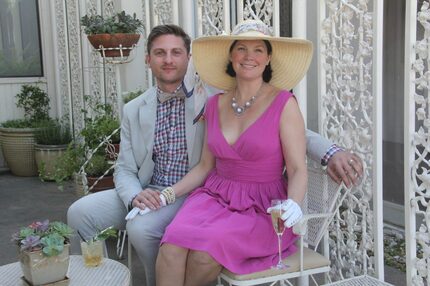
top-left (0, 0), bottom-right (43, 77)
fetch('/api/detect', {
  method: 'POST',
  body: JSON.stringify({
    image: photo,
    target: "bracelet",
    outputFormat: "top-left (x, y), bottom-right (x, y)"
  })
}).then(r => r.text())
top-left (161, 186), bottom-right (176, 205)
top-left (128, 193), bottom-right (139, 211)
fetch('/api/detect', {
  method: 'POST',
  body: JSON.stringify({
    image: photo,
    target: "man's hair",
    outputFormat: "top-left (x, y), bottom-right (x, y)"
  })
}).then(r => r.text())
top-left (225, 40), bottom-right (273, 83)
top-left (146, 24), bottom-right (191, 54)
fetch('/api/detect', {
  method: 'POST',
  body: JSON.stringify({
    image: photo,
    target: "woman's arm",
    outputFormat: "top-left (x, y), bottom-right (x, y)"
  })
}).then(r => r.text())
top-left (280, 97), bottom-right (307, 204)
top-left (172, 127), bottom-right (215, 197)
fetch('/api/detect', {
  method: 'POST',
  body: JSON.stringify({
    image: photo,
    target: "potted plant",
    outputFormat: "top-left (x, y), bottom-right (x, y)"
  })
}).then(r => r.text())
top-left (79, 226), bottom-right (117, 267)
top-left (11, 220), bottom-right (73, 285)
top-left (81, 11), bottom-right (144, 57)
top-left (0, 84), bottom-right (50, 176)
top-left (80, 100), bottom-right (120, 160)
top-left (34, 119), bottom-right (73, 181)
top-left (49, 142), bottom-right (86, 195)
top-left (85, 154), bottom-right (115, 193)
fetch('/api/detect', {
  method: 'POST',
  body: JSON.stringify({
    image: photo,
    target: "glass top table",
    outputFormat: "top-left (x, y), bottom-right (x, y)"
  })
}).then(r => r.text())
top-left (0, 255), bottom-right (130, 286)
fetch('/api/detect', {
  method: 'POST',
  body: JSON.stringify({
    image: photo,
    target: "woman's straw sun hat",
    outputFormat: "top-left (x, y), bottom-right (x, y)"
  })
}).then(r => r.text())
top-left (192, 19), bottom-right (313, 91)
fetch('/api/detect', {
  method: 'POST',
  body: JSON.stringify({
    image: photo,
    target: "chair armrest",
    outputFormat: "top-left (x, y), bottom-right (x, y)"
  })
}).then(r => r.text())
top-left (293, 213), bottom-right (331, 236)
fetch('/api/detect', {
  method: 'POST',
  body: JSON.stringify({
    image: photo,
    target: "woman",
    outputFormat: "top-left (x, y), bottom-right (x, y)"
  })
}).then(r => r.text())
top-left (155, 20), bottom-right (313, 286)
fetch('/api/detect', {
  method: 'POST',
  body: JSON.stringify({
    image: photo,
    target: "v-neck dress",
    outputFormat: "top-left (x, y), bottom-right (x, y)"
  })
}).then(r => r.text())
top-left (161, 90), bottom-right (297, 275)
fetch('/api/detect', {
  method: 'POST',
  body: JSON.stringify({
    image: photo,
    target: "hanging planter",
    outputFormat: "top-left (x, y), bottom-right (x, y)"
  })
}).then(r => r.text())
top-left (87, 33), bottom-right (140, 57)
top-left (81, 11), bottom-right (144, 58)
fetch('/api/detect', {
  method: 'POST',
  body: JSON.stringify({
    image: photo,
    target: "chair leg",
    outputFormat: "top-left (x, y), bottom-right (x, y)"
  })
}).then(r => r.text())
top-left (116, 230), bottom-right (127, 259)
top-left (216, 275), bottom-right (223, 286)
top-left (128, 237), bottom-right (133, 286)
top-left (298, 275), bottom-right (309, 286)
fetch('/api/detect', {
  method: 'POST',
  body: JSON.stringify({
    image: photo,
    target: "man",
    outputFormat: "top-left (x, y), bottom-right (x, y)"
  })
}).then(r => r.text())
top-left (67, 24), bottom-right (362, 286)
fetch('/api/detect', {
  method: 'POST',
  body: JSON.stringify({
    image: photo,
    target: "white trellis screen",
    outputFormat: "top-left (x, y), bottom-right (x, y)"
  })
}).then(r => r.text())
top-left (52, 0), bottom-right (128, 137)
top-left (317, 0), bottom-right (384, 281)
top-left (405, 1), bottom-right (430, 285)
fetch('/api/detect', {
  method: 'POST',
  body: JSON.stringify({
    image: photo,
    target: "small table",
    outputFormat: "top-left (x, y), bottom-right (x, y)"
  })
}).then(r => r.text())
top-left (323, 275), bottom-right (393, 286)
top-left (0, 255), bottom-right (130, 286)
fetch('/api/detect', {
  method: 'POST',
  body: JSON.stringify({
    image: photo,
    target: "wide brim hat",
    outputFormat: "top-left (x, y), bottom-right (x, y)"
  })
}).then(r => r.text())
top-left (192, 19), bottom-right (313, 91)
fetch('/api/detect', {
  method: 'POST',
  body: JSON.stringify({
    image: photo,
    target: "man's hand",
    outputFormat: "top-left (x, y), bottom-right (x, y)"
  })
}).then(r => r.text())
top-left (326, 151), bottom-right (363, 188)
top-left (132, 188), bottom-right (163, 211)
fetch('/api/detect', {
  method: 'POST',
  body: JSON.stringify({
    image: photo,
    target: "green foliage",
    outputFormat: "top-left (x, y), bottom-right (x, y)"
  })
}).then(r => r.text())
top-left (92, 226), bottom-right (117, 242)
top-left (40, 233), bottom-right (65, 257)
top-left (123, 89), bottom-right (143, 103)
top-left (1, 119), bottom-right (35, 128)
top-left (49, 143), bottom-right (85, 190)
top-left (34, 119), bottom-right (72, 145)
top-left (85, 154), bottom-right (113, 177)
top-left (1, 84), bottom-right (51, 128)
top-left (16, 84), bottom-right (50, 123)
top-left (11, 220), bottom-right (73, 257)
top-left (50, 221), bottom-right (74, 238)
top-left (81, 97), bottom-right (120, 150)
top-left (81, 11), bottom-right (144, 35)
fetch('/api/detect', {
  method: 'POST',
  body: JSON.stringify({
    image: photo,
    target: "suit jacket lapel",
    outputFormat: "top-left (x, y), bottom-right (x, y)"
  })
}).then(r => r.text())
top-left (139, 88), bottom-right (157, 154)
top-left (185, 94), bottom-right (196, 162)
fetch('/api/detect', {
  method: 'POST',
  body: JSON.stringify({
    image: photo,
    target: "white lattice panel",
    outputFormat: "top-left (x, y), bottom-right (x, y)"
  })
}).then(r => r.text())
top-left (405, 1), bottom-right (430, 285)
top-left (319, 0), bottom-right (384, 281)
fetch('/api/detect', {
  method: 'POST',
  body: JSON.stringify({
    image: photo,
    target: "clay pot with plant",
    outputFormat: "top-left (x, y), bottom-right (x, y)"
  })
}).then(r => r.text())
top-left (81, 11), bottom-right (144, 57)
top-left (34, 119), bottom-right (73, 181)
top-left (0, 84), bottom-right (50, 176)
top-left (84, 154), bottom-right (115, 193)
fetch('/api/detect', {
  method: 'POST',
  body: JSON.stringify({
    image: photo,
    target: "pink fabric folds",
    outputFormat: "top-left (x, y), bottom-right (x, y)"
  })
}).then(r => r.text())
top-left (162, 90), bottom-right (298, 274)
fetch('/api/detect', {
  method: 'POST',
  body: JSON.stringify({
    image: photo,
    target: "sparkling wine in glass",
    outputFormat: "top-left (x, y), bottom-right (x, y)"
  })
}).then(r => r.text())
top-left (270, 199), bottom-right (288, 269)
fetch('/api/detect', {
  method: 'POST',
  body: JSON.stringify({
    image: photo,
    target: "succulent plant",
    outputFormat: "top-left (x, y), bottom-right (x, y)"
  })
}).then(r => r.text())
top-left (11, 220), bottom-right (73, 257)
top-left (80, 11), bottom-right (144, 35)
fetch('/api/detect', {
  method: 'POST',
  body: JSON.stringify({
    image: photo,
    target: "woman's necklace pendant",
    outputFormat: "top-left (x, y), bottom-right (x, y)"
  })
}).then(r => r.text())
top-left (231, 95), bottom-right (257, 116)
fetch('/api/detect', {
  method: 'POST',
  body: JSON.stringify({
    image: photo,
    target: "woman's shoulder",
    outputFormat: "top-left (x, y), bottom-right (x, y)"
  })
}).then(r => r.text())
top-left (207, 92), bottom-right (220, 106)
top-left (205, 92), bottom-right (224, 113)
top-left (277, 89), bottom-right (294, 99)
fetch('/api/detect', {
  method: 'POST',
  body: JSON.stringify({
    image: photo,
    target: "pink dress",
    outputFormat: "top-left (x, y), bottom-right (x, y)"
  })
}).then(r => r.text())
top-left (161, 90), bottom-right (297, 274)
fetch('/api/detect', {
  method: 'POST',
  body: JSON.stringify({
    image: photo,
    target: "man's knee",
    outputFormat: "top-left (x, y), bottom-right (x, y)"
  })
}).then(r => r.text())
top-left (126, 219), bottom-right (161, 251)
top-left (67, 199), bottom-right (87, 226)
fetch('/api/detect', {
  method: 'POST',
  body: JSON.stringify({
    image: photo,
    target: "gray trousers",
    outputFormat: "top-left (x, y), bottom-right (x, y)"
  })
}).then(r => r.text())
top-left (67, 189), bottom-right (186, 286)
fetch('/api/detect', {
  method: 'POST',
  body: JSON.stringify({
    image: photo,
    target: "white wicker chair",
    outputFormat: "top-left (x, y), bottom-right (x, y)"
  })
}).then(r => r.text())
top-left (216, 158), bottom-right (351, 286)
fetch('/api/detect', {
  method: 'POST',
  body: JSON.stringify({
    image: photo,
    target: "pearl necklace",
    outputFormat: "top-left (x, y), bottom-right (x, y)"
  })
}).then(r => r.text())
top-left (231, 84), bottom-right (264, 116)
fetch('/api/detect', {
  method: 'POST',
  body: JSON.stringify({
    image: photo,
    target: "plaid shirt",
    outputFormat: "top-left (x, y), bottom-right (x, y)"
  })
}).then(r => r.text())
top-left (150, 94), bottom-right (189, 186)
top-left (321, 144), bottom-right (343, 166)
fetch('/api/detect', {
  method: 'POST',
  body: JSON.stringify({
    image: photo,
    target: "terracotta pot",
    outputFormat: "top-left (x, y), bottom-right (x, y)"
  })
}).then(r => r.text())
top-left (87, 175), bottom-right (115, 192)
top-left (19, 244), bottom-right (70, 285)
top-left (35, 144), bottom-right (68, 181)
top-left (0, 127), bottom-right (38, 176)
top-left (87, 33), bottom-right (140, 57)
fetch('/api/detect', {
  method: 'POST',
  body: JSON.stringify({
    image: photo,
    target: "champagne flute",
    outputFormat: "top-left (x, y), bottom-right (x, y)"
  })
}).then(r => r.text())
top-left (270, 199), bottom-right (288, 269)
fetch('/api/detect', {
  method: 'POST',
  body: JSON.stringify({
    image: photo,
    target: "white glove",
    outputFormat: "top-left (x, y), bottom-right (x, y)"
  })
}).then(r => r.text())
top-left (280, 199), bottom-right (302, 228)
top-left (125, 194), bottom-right (166, 221)
top-left (267, 199), bottom-right (303, 228)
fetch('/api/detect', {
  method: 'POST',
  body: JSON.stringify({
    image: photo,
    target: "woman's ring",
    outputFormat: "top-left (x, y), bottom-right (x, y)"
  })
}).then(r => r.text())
top-left (349, 159), bottom-right (354, 165)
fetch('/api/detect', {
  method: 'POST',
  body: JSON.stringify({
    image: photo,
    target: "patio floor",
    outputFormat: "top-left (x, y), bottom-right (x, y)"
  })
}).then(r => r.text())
top-left (0, 171), bottom-right (405, 286)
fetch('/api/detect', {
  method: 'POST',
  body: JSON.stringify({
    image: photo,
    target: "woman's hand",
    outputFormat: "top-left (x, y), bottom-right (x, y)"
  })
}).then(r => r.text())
top-left (267, 199), bottom-right (303, 228)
